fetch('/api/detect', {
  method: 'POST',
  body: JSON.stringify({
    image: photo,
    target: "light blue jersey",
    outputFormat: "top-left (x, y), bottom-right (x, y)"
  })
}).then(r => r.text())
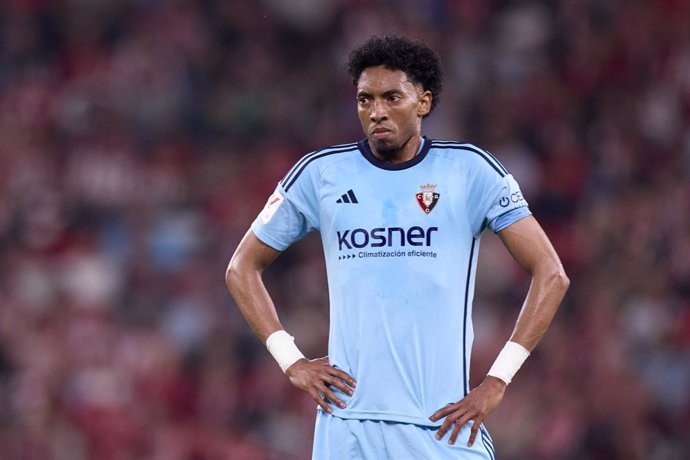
top-left (252, 138), bottom-right (530, 427)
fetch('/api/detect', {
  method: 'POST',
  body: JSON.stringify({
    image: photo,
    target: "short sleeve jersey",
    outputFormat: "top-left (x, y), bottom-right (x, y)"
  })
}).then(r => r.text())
top-left (252, 138), bottom-right (531, 426)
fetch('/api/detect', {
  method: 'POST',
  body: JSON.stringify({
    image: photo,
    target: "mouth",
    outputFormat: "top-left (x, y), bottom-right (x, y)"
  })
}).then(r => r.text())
top-left (371, 127), bottom-right (393, 140)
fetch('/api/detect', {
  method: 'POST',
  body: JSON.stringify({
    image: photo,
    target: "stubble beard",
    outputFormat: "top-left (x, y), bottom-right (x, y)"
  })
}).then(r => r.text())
top-left (370, 134), bottom-right (414, 161)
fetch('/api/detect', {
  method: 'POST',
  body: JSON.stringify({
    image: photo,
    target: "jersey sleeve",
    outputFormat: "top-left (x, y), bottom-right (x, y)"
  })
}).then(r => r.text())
top-left (466, 152), bottom-right (531, 237)
top-left (251, 160), bottom-right (320, 251)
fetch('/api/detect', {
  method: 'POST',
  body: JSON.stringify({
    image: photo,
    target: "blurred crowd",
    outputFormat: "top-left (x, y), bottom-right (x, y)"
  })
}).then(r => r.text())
top-left (0, 0), bottom-right (689, 459)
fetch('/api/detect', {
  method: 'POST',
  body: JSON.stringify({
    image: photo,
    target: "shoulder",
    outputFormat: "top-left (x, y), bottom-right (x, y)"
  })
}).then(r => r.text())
top-left (280, 141), bottom-right (360, 192)
top-left (428, 139), bottom-right (509, 178)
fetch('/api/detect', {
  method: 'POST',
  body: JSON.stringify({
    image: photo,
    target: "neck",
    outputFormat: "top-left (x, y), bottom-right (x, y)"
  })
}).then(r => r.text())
top-left (370, 134), bottom-right (422, 163)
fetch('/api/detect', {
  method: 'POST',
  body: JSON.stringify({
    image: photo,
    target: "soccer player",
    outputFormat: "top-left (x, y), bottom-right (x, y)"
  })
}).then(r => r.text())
top-left (226, 34), bottom-right (569, 459)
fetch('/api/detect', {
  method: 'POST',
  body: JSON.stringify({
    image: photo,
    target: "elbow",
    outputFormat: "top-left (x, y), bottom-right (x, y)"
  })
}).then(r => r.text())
top-left (225, 256), bottom-right (242, 293)
top-left (551, 266), bottom-right (570, 295)
top-left (535, 259), bottom-right (569, 296)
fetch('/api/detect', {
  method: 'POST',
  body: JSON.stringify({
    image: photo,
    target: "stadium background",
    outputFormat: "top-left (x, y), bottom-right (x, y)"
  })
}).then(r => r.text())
top-left (0, 0), bottom-right (688, 458)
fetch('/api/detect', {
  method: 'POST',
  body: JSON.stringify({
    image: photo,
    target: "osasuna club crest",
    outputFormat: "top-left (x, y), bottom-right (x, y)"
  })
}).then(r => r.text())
top-left (416, 183), bottom-right (440, 214)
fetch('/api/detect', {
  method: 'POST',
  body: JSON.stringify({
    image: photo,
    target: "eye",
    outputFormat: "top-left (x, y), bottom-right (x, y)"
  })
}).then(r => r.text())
top-left (388, 94), bottom-right (401, 102)
top-left (357, 96), bottom-right (369, 104)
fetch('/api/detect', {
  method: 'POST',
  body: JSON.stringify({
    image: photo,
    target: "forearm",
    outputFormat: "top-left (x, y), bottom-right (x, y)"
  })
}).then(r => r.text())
top-left (226, 263), bottom-right (282, 343)
top-left (509, 263), bottom-right (569, 351)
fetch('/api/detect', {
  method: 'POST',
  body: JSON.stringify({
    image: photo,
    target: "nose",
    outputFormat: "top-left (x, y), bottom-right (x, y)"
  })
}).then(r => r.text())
top-left (370, 99), bottom-right (387, 122)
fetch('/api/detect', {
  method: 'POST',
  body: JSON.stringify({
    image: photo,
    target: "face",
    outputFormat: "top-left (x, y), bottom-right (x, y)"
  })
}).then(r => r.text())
top-left (356, 66), bottom-right (432, 160)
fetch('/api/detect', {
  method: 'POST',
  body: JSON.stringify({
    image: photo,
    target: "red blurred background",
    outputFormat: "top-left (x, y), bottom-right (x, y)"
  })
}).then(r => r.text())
top-left (0, 1), bottom-right (688, 458)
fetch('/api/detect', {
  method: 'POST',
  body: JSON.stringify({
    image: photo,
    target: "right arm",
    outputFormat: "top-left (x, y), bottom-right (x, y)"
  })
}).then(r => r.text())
top-left (225, 229), bottom-right (356, 412)
top-left (225, 229), bottom-right (284, 342)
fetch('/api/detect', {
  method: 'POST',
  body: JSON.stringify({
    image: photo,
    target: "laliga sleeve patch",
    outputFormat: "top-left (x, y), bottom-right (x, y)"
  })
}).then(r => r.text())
top-left (260, 190), bottom-right (285, 224)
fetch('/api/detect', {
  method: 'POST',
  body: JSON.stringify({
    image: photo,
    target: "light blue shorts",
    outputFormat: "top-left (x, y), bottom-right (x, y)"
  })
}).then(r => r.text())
top-left (312, 411), bottom-right (496, 460)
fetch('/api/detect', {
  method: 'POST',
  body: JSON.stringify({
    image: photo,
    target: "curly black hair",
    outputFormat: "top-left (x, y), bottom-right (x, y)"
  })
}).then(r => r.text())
top-left (346, 34), bottom-right (443, 115)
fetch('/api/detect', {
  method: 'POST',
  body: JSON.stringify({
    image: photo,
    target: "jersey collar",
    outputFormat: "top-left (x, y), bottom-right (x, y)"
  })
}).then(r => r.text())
top-left (358, 136), bottom-right (432, 171)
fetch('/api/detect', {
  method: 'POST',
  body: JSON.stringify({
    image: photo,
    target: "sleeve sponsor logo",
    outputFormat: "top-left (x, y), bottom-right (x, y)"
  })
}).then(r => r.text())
top-left (260, 190), bottom-right (284, 224)
top-left (499, 191), bottom-right (525, 207)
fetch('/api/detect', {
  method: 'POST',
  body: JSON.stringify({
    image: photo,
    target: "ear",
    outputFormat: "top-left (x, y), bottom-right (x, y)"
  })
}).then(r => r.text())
top-left (417, 90), bottom-right (432, 117)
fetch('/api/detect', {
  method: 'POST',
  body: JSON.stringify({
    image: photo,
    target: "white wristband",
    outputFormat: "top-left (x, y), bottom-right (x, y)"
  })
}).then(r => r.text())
top-left (265, 330), bottom-right (306, 373)
top-left (487, 341), bottom-right (530, 385)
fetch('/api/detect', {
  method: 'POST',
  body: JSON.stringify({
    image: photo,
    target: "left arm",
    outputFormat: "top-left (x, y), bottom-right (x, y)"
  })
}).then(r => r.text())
top-left (497, 215), bottom-right (570, 351)
top-left (430, 215), bottom-right (569, 446)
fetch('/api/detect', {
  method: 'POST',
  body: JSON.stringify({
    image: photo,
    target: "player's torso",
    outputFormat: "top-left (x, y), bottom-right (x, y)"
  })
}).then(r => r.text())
top-left (313, 143), bottom-right (481, 423)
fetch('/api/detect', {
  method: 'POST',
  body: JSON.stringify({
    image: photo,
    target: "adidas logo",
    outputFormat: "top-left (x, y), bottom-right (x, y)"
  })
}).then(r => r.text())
top-left (336, 189), bottom-right (359, 204)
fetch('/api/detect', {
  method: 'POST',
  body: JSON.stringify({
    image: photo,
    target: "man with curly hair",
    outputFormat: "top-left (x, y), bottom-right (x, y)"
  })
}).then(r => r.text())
top-left (226, 34), bottom-right (569, 459)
